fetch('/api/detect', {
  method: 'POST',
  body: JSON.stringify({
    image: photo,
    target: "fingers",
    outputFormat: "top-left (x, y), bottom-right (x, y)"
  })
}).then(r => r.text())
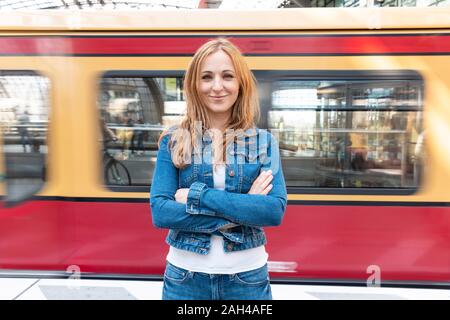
top-left (259, 171), bottom-right (273, 190)
top-left (257, 170), bottom-right (272, 183)
top-left (260, 183), bottom-right (273, 195)
top-left (174, 188), bottom-right (189, 204)
top-left (174, 189), bottom-right (181, 201)
top-left (248, 170), bottom-right (273, 195)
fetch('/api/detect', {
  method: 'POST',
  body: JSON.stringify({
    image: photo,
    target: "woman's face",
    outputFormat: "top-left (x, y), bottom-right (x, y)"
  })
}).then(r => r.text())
top-left (198, 50), bottom-right (239, 119)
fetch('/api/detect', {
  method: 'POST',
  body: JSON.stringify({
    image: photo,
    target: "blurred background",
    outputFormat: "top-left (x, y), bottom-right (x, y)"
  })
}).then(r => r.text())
top-left (0, 0), bottom-right (448, 10)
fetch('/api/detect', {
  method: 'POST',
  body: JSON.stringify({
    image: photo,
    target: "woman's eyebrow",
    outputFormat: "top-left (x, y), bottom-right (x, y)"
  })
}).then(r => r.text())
top-left (201, 69), bottom-right (235, 73)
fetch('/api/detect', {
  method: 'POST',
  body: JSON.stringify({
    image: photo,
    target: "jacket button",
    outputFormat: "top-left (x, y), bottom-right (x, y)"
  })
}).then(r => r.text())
top-left (228, 170), bottom-right (235, 177)
top-left (227, 243), bottom-right (234, 251)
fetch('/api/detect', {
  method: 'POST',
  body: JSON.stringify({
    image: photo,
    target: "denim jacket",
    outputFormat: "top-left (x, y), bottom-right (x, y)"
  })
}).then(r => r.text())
top-left (150, 127), bottom-right (287, 255)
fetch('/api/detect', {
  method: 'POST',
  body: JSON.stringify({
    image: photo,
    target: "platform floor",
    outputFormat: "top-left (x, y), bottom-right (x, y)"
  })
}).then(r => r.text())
top-left (1, 278), bottom-right (449, 300)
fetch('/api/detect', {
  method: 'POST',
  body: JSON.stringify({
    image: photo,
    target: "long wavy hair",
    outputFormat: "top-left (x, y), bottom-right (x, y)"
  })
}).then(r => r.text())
top-left (159, 37), bottom-right (260, 168)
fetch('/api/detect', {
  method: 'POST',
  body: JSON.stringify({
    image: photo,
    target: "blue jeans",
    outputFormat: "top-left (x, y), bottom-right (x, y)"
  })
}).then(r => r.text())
top-left (162, 262), bottom-right (272, 300)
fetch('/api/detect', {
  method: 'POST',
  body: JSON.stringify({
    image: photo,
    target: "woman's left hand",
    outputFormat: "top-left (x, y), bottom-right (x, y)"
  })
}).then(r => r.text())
top-left (174, 188), bottom-right (190, 204)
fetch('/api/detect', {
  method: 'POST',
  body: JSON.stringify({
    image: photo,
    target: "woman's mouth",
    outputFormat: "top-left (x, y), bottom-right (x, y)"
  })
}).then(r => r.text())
top-left (210, 95), bottom-right (227, 100)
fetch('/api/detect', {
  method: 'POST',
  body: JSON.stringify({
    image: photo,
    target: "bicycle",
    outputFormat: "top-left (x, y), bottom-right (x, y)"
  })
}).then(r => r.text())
top-left (102, 139), bottom-right (131, 186)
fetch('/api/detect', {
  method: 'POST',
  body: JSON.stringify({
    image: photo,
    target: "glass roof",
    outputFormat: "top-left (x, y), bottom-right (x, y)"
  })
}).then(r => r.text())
top-left (1, 0), bottom-right (445, 10)
top-left (0, 0), bottom-right (203, 10)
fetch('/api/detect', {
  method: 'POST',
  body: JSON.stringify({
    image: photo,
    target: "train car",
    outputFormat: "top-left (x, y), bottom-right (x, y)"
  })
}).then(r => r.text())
top-left (0, 8), bottom-right (449, 288)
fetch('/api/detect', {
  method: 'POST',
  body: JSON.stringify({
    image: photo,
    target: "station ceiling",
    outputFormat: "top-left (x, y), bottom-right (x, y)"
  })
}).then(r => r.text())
top-left (0, 0), bottom-right (288, 10)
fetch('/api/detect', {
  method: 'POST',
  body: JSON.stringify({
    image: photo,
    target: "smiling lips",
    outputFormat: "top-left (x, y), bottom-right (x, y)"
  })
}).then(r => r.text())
top-left (210, 95), bottom-right (227, 100)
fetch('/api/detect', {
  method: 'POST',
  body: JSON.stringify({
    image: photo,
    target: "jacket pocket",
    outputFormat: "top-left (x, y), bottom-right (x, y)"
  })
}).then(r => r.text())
top-left (241, 163), bottom-right (263, 192)
top-left (179, 167), bottom-right (195, 188)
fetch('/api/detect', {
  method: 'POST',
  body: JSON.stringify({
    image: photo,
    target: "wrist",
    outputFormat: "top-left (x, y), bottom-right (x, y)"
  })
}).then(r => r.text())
top-left (186, 182), bottom-right (208, 214)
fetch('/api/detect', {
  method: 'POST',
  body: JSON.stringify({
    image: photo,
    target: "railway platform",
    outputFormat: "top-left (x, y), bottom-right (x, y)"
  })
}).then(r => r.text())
top-left (1, 277), bottom-right (449, 300)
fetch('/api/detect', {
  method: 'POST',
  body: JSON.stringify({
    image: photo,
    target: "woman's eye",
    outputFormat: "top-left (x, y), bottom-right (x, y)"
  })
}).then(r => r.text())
top-left (202, 75), bottom-right (212, 80)
top-left (224, 74), bottom-right (234, 79)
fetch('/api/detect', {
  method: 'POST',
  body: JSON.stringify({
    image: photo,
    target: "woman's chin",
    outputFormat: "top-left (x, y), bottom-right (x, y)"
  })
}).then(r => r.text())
top-left (207, 105), bottom-right (233, 115)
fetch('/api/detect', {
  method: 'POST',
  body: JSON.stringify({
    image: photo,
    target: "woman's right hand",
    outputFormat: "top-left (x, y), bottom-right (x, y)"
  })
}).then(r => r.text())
top-left (248, 170), bottom-right (273, 195)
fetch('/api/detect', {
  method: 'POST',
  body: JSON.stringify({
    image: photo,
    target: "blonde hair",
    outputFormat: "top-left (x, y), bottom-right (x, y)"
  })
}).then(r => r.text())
top-left (159, 37), bottom-right (260, 168)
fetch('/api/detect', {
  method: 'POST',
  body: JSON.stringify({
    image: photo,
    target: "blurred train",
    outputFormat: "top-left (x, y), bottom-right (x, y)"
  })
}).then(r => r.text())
top-left (0, 8), bottom-right (449, 288)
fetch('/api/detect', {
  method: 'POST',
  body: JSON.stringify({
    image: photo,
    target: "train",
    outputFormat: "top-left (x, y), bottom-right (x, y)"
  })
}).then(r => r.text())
top-left (0, 7), bottom-right (449, 288)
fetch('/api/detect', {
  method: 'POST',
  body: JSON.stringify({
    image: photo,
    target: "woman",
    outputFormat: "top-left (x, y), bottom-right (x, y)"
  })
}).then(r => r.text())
top-left (150, 38), bottom-right (287, 300)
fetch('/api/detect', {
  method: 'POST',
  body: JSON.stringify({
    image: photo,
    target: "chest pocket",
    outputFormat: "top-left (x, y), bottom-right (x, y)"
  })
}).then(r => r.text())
top-left (178, 165), bottom-right (197, 188)
top-left (237, 145), bottom-right (268, 192)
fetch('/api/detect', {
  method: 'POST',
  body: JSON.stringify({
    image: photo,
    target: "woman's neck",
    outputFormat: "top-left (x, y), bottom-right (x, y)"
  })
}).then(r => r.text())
top-left (208, 112), bottom-right (231, 132)
top-left (207, 115), bottom-right (230, 166)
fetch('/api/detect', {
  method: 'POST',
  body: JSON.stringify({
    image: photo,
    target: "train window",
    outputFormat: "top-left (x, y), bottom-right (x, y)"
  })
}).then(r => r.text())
top-left (98, 74), bottom-right (184, 189)
top-left (0, 72), bottom-right (50, 204)
top-left (98, 71), bottom-right (425, 194)
top-left (258, 71), bottom-right (424, 193)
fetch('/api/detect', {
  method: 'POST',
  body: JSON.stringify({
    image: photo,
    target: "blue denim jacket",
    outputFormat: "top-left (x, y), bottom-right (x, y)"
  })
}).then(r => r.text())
top-left (150, 127), bottom-right (287, 255)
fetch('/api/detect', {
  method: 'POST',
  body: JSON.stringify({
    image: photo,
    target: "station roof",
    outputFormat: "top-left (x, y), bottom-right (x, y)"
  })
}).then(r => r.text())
top-left (0, 7), bottom-right (449, 31)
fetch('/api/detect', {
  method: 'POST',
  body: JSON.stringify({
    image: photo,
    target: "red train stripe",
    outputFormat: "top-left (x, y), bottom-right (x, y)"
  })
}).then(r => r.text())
top-left (1, 199), bottom-right (449, 281)
top-left (0, 35), bottom-right (449, 55)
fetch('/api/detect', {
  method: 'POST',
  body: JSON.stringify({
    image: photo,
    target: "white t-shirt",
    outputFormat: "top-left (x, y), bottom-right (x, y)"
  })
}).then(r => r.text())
top-left (166, 164), bottom-right (268, 274)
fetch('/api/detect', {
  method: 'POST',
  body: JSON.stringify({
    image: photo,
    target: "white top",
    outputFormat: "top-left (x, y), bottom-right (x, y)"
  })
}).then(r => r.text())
top-left (166, 164), bottom-right (268, 274)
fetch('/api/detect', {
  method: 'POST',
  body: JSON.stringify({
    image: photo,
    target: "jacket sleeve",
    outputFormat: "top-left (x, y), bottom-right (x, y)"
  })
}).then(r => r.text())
top-left (186, 132), bottom-right (287, 227)
top-left (150, 134), bottom-right (235, 233)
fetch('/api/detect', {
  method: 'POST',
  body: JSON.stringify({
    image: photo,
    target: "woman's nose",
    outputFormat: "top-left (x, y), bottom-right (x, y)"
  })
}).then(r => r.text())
top-left (212, 77), bottom-right (223, 91)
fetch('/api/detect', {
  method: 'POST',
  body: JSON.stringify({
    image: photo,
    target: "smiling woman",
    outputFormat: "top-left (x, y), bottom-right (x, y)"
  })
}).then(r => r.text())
top-left (168, 38), bottom-right (261, 169)
top-left (150, 38), bottom-right (287, 300)
top-left (198, 50), bottom-right (239, 123)
top-left (0, 9), bottom-right (448, 294)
